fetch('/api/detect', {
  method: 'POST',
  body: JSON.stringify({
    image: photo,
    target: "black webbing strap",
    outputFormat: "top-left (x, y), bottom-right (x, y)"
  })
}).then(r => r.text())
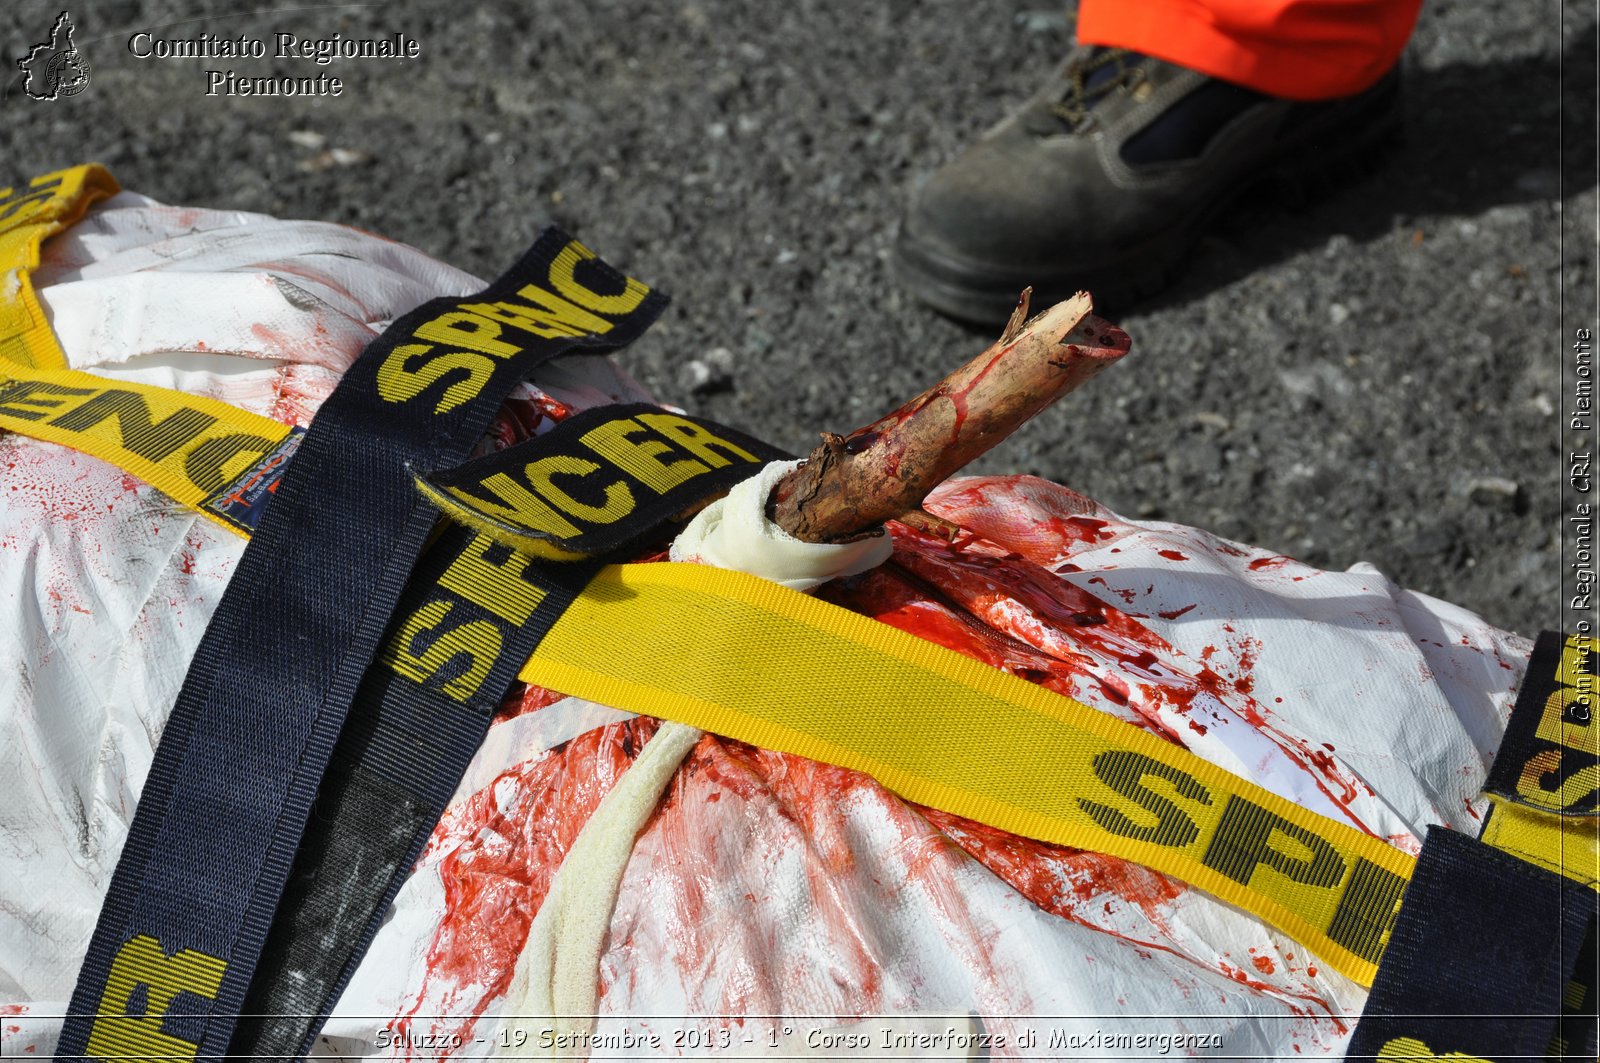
top-left (231, 527), bottom-right (603, 1058)
top-left (58, 230), bottom-right (668, 1062)
top-left (1348, 632), bottom-right (1600, 1062)
top-left (230, 409), bottom-right (789, 1058)
top-left (1484, 632), bottom-right (1599, 819)
top-left (1345, 827), bottom-right (1596, 1062)
top-left (414, 401), bottom-right (792, 559)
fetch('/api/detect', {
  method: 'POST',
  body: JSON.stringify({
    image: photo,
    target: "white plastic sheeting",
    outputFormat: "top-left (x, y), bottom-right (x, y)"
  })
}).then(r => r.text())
top-left (0, 193), bottom-right (1530, 1060)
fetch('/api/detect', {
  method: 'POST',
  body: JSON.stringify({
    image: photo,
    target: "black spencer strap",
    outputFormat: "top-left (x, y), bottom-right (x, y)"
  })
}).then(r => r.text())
top-left (1347, 631), bottom-right (1600, 1062)
top-left (230, 407), bottom-right (791, 1058)
top-left (57, 230), bottom-right (667, 1062)
top-left (1484, 632), bottom-right (1599, 818)
top-left (1344, 826), bottom-right (1596, 1062)
top-left (232, 526), bottom-right (604, 1058)
top-left (413, 400), bottom-right (793, 559)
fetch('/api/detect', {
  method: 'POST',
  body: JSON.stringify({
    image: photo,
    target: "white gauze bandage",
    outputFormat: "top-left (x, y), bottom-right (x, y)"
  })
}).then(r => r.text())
top-left (669, 459), bottom-right (894, 590)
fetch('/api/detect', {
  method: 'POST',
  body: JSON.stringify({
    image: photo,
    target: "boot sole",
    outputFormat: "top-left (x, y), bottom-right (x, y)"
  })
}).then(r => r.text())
top-left (894, 80), bottom-right (1404, 326)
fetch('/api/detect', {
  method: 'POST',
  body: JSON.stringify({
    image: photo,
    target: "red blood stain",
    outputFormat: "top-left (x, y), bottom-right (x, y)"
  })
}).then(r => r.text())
top-left (1230, 631), bottom-right (1263, 682)
top-left (1387, 832), bottom-right (1421, 855)
top-left (1121, 649), bottom-right (1162, 675)
top-left (1217, 960), bottom-right (1342, 1027)
top-left (1157, 549), bottom-right (1189, 561)
top-left (249, 320), bottom-right (356, 372)
top-left (1248, 556), bottom-right (1291, 571)
top-left (1086, 575), bottom-right (1139, 605)
top-left (1158, 604), bottom-right (1197, 620)
top-left (653, 738), bottom-right (902, 1015)
top-left (880, 520), bottom-right (1375, 830)
top-left (822, 564), bottom-right (1180, 742)
top-left (491, 682), bottom-right (566, 723)
top-left (1253, 955), bottom-right (1276, 975)
top-left (4, 445), bottom-right (120, 534)
top-left (1306, 748), bottom-right (1341, 780)
top-left (919, 806), bottom-right (1185, 951)
top-left (267, 364), bottom-right (339, 426)
top-left (483, 390), bottom-right (575, 452)
top-left (397, 717), bottom-right (662, 1050)
top-left (1098, 675), bottom-right (1131, 706)
top-left (924, 476), bottom-right (1119, 567)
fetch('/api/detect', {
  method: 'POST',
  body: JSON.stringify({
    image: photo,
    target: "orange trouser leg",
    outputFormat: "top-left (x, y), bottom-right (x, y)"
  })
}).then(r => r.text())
top-left (1076, 0), bottom-right (1422, 100)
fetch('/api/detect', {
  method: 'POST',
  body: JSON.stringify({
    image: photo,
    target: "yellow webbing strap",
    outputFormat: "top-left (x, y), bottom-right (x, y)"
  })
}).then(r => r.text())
top-left (0, 164), bottom-right (298, 537)
top-left (0, 361), bottom-right (297, 535)
top-left (0, 164), bottom-right (120, 370)
top-left (1480, 795), bottom-right (1600, 889)
top-left (518, 561), bottom-right (1419, 987)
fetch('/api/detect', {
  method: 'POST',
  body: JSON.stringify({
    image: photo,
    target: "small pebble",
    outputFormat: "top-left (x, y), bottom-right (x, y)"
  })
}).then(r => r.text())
top-left (1465, 477), bottom-right (1521, 510)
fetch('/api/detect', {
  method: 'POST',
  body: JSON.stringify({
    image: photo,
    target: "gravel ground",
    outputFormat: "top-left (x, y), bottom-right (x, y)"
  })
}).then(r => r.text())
top-left (3, 0), bottom-right (1593, 638)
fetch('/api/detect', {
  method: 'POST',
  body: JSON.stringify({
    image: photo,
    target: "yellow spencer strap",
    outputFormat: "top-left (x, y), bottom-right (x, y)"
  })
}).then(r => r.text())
top-left (0, 164), bottom-right (120, 369)
top-left (0, 362), bottom-right (296, 535)
top-left (518, 561), bottom-right (1420, 987)
top-left (0, 165), bottom-right (297, 537)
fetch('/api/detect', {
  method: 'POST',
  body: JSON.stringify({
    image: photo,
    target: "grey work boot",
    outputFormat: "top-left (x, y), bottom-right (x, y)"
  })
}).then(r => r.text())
top-left (895, 46), bottom-right (1403, 324)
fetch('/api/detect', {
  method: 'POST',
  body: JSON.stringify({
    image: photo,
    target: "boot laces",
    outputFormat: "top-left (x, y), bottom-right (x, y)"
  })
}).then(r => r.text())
top-left (1051, 48), bottom-right (1147, 129)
